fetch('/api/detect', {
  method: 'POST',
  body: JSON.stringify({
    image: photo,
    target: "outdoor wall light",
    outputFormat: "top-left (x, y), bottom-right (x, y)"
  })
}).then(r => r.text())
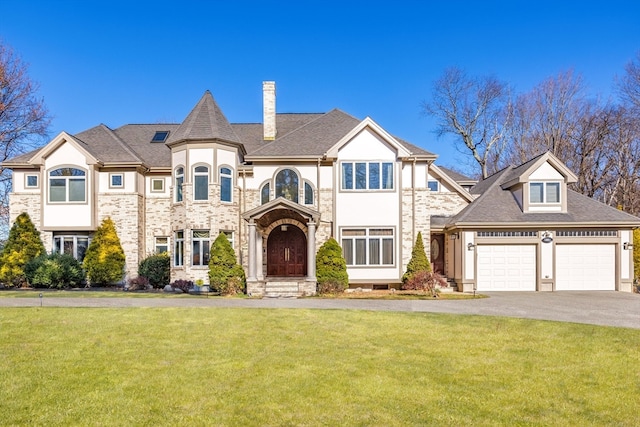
top-left (467, 242), bottom-right (475, 251)
top-left (541, 231), bottom-right (553, 243)
top-left (623, 242), bottom-right (633, 250)
top-left (449, 233), bottom-right (459, 240)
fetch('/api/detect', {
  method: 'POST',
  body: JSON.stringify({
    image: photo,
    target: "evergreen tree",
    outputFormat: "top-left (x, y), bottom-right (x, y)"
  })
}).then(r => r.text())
top-left (0, 212), bottom-right (45, 287)
top-left (83, 217), bottom-right (125, 286)
top-left (316, 238), bottom-right (349, 293)
top-left (208, 232), bottom-right (245, 295)
top-left (402, 231), bottom-right (431, 284)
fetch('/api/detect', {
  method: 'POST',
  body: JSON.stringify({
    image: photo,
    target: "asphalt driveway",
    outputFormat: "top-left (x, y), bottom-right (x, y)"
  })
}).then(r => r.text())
top-left (1, 291), bottom-right (638, 329)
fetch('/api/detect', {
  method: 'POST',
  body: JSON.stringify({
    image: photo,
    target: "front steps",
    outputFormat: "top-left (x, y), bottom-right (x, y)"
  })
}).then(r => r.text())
top-left (248, 278), bottom-right (316, 298)
top-left (264, 280), bottom-right (303, 298)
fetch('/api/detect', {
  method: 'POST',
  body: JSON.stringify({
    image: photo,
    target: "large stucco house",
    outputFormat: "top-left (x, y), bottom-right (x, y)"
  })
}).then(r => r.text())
top-left (3, 82), bottom-right (639, 294)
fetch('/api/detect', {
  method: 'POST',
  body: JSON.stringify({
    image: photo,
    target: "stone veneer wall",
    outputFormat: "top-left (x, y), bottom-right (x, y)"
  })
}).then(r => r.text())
top-left (401, 188), bottom-right (431, 271)
top-left (97, 193), bottom-right (144, 279)
top-left (169, 182), bottom-right (241, 284)
top-left (145, 197), bottom-right (172, 254)
top-left (316, 188), bottom-right (334, 248)
top-left (9, 193), bottom-right (48, 248)
top-left (427, 192), bottom-right (470, 217)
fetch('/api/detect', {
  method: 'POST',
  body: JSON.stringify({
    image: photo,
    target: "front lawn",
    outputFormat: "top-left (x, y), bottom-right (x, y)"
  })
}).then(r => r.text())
top-left (1, 308), bottom-right (638, 425)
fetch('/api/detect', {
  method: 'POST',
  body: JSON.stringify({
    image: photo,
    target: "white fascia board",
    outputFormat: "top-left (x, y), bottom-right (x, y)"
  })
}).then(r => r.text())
top-left (324, 117), bottom-right (411, 159)
top-left (30, 131), bottom-right (99, 166)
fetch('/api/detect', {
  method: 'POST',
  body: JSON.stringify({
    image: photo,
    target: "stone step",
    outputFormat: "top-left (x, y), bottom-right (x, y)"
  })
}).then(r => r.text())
top-left (264, 281), bottom-right (303, 298)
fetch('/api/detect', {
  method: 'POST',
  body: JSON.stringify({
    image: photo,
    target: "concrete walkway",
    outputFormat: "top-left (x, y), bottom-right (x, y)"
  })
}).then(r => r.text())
top-left (1, 291), bottom-right (639, 329)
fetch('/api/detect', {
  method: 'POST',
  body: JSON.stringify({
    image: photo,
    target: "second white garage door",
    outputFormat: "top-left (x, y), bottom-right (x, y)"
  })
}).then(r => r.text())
top-left (555, 244), bottom-right (615, 290)
top-left (477, 245), bottom-right (536, 291)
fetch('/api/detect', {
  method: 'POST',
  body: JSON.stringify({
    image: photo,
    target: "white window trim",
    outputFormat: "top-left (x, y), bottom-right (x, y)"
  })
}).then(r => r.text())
top-left (174, 231), bottom-right (184, 267)
top-left (193, 164), bottom-right (210, 202)
top-left (47, 166), bottom-right (88, 204)
top-left (25, 174), bottom-right (39, 189)
top-left (219, 165), bottom-right (234, 203)
top-left (529, 181), bottom-right (561, 204)
top-left (192, 230), bottom-right (211, 267)
top-left (174, 166), bottom-right (185, 203)
top-left (341, 227), bottom-right (395, 267)
top-left (154, 236), bottom-right (169, 254)
top-left (340, 161), bottom-right (394, 191)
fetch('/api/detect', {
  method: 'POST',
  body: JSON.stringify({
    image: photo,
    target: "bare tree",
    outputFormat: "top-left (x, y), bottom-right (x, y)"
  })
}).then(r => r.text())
top-left (506, 70), bottom-right (585, 164)
top-left (619, 51), bottom-right (640, 110)
top-left (423, 67), bottom-right (511, 179)
top-left (0, 41), bottom-right (51, 240)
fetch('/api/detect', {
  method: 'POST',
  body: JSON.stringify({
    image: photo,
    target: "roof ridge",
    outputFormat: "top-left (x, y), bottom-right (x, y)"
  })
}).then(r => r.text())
top-left (96, 124), bottom-right (144, 163)
top-left (251, 110), bottom-right (336, 154)
top-left (453, 167), bottom-right (513, 222)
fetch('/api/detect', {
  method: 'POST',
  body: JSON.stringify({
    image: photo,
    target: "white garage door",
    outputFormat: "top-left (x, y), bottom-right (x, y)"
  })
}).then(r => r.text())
top-left (556, 244), bottom-right (615, 290)
top-left (477, 245), bottom-right (536, 291)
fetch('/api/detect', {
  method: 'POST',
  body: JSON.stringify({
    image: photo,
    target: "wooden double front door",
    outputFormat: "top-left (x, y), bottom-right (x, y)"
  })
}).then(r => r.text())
top-left (267, 226), bottom-right (307, 277)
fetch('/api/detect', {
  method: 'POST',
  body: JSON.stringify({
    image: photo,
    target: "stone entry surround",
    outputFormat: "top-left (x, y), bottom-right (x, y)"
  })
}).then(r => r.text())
top-left (243, 198), bottom-right (320, 297)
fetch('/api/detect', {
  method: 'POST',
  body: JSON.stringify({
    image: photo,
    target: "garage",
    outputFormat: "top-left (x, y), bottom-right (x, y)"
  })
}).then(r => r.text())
top-left (555, 244), bottom-right (615, 290)
top-left (476, 245), bottom-right (536, 291)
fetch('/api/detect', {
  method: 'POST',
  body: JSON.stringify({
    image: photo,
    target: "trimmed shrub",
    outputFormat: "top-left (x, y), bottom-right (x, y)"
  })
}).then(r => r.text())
top-left (171, 279), bottom-right (193, 293)
top-left (209, 232), bottom-right (245, 295)
top-left (402, 232), bottom-right (431, 284)
top-left (83, 217), bottom-right (126, 286)
top-left (0, 212), bottom-right (46, 287)
top-left (138, 252), bottom-right (170, 288)
top-left (401, 270), bottom-right (447, 297)
top-left (316, 238), bottom-right (348, 294)
top-left (127, 276), bottom-right (150, 291)
top-left (25, 253), bottom-right (85, 289)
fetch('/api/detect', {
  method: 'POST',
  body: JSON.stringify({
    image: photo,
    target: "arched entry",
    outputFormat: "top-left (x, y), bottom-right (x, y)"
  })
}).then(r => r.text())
top-left (267, 225), bottom-right (307, 277)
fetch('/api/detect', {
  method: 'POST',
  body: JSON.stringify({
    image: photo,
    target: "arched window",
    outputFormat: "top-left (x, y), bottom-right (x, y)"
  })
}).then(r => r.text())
top-left (275, 169), bottom-right (299, 203)
top-left (261, 182), bottom-right (270, 205)
top-left (304, 181), bottom-right (314, 205)
top-left (220, 167), bottom-right (233, 202)
top-left (193, 165), bottom-right (209, 201)
top-left (49, 167), bottom-right (86, 203)
top-left (175, 167), bottom-right (184, 202)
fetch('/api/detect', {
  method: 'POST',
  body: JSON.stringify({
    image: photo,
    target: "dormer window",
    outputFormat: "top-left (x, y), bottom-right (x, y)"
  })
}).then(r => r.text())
top-left (530, 182), bottom-right (560, 204)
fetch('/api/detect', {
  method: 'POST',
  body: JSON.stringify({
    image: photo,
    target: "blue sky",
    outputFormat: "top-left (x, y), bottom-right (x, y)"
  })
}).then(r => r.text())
top-left (2, 0), bottom-right (639, 171)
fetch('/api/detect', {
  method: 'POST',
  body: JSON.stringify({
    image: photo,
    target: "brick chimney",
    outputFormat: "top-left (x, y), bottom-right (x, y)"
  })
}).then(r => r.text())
top-left (263, 81), bottom-right (276, 140)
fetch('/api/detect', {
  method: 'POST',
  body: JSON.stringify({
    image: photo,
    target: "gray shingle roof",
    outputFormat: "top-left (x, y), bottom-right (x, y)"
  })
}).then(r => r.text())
top-left (450, 165), bottom-right (640, 227)
top-left (2, 91), bottom-right (436, 168)
top-left (246, 109), bottom-right (361, 158)
top-left (166, 91), bottom-right (240, 144)
top-left (74, 124), bottom-right (143, 164)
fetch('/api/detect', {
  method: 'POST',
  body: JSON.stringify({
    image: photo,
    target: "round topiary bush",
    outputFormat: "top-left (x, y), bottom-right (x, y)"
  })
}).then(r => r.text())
top-left (138, 252), bottom-right (170, 288)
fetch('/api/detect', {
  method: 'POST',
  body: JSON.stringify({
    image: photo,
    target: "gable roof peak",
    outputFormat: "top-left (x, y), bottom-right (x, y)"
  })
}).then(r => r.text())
top-left (166, 90), bottom-right (240, 145)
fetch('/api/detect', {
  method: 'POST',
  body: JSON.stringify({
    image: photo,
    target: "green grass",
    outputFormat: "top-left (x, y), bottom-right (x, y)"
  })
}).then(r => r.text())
top-left (1, 308), bottom-right (638, 426)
